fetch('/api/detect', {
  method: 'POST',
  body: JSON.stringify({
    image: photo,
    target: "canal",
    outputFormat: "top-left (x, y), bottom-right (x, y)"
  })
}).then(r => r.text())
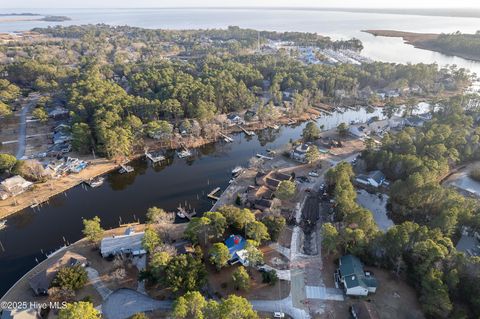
top-left (0, 105), bottom-right (402, 295)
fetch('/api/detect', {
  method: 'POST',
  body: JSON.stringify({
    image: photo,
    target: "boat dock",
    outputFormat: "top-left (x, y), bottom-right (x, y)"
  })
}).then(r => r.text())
top-left (207, 187), bottom-right (222, 200)
top-left (237, 125), bottom-right (255, 136)
top-left (145, 151), bottom-right (165, 163)
top-left (177, 206), bottom-right (197, 220)
top-left (313, 107), bottom-right (333, 115)
top-left (119, 164), bottom-right (134, 173)
top-left (256, 153), bottom-right (273, 160)
top-left (220, 132), bottom-right (234, 143)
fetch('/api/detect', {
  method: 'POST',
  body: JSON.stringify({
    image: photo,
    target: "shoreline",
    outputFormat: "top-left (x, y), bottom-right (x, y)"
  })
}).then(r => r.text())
top-left (0, 89), bottom-right (466, 220)
top-left (363, 29), bottom-right (480, 63)
top-left (0, 223), bottom-right (147, 303)
top-left (0, 110), bottom-right (319, 220)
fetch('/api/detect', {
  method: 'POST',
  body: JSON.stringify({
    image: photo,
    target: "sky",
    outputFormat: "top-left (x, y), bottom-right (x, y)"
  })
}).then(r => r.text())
top-left (2, 0), bottom-right (480, 9)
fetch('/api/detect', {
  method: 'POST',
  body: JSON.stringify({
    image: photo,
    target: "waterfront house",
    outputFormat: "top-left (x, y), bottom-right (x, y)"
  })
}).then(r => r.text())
top-left (355, 170), bottom-right (386, 188)
top-left (224, 234), bottom-right (246, 264)
top-left (100, 228), bottom-right (146, 258)
top-left (227, 113), bottom-right (243, 125)
top-left (28, 251), bottom-right (87, 296)
top-left (336, 255), bottom-right (377, 296)
top-left (0, 176), bottom-right (33, 200)
top-left (290, 143), bottom-right (310, 163)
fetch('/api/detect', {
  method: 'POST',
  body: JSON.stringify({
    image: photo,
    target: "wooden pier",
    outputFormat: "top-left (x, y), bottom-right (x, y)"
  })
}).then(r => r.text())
top-left (177, 206), bottom-right (197, 220)
top-left (237, 125), bottom-right (255, 136)
top-left (256, 154), bottom-right (273, 160)
top-left (119, 164), bottom-right (134, 173)
top-left (145, 151), bottom-right (165, 163)
top-left (207, 187), bottom-right (222, 200)
top-left (220, 132), bottom-right (234, 143)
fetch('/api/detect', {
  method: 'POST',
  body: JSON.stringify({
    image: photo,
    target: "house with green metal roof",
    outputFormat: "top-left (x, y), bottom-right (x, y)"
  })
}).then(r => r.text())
top-left (337, 255), bottom-right (377, 296)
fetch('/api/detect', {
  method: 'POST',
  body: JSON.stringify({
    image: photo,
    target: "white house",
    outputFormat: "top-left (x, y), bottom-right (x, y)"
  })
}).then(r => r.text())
top-left (336, 255), bottom-right (377, 296)
top-left (355, 170), bottom-right (386, 188)
top-left (100, 228), bottom-right (146, 258)
top-left (0, 175), bottom-right (33, 200)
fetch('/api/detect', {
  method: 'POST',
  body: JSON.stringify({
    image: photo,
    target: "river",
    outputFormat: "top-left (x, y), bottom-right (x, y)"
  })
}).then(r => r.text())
top-left (0, 8), bottom-right (479, 296)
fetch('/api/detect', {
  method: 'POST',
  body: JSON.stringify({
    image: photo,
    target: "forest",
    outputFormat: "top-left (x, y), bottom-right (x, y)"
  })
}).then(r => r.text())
top-left (322, 94), bottom-right (480, 318)
top-left (0, 25), bottom-right (472, 160)
top-left (425, 31), bottom-right (480, 60)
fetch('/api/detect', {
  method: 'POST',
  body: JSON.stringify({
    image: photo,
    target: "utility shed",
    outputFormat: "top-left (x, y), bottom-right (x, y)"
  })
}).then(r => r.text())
top-left (100, 228), bottom-right (145, 258)
top-left (337, 255), bottom-right (377, 296)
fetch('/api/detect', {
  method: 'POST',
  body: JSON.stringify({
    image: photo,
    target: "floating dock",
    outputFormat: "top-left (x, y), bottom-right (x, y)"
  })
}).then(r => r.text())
top-left (207, 187), bottom-right (222, 200)
top-left (119, 164), bottom-right (134, 173)
top-left (145, 151), bottom-right (165, 163)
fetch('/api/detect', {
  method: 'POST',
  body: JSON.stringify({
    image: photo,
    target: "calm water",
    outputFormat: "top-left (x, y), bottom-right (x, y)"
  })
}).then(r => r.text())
top-left (1, 8), bottom-right (480, 75)
top-left (0, 7), bottom-right (479, 296)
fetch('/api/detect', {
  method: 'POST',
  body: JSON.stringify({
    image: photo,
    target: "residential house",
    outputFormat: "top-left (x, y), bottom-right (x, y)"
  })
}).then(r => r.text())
top-left (224, 234), bottom-right (247, 265)
top-left (227, 114), bottom-right (243, 125)
top-left (404, 116), bottom-right (425, 127)
top-left (290, 143), bottom-right (310, 163)
top-left (355, 170), bottom-right (386, 188)
top-left (28, 251), bottom-right (87, 296)
top-left (336, 255), bottom-right (377, 296)
top-left (0, 176), bottom-right (33, 200)
top-left (100, 228), bottom-right (146, 258)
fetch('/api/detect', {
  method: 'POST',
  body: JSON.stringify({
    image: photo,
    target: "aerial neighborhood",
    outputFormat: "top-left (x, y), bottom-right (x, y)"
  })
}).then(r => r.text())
top-left (0, 10), bottom-right (480, 319)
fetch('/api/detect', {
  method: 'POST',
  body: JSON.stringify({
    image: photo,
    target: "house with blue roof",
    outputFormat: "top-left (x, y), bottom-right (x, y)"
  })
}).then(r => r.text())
top-left (224, 234), bottom-right (247, 265)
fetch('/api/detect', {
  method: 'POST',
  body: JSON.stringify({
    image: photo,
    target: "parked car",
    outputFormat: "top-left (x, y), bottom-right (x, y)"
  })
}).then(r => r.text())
top-left (273, 312), bottom-right (285, 318)
top-left (308, 171), bottom-right (319, 177)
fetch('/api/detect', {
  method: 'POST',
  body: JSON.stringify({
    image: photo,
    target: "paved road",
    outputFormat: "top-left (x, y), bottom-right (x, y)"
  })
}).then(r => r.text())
top-left (251, 296), bottom-right (310, 319)
top-left (15, 98), bottom-right (38, 159)
top-left (102, 288), bottom-right (172, 319)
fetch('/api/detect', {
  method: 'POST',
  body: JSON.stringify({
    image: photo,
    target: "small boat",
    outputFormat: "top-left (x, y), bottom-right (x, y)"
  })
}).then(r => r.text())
top-left (266, 148), bottom-right (276, 155)
top-left (85, 176), bottom-right (105, 188)
top-left (232, 166), bottom-right (243, 175)
top-left (228, 179), bottom-right (235, 184)
top-left (0, 220), bottom-right (6, 230)
top-left (177, 149), bottom-right (192, 158)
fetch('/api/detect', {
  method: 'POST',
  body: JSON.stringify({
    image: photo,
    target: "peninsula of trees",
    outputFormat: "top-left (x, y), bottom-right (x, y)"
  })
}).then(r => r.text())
top-left (364, 29), bottom-right (480, 62)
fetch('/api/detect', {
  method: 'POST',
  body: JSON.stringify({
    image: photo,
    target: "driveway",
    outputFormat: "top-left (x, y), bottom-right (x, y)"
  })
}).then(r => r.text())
top-left (15, 97), bottom-right (38, 159)
top-left (250, 295), bottom-right (310, 319)
top-left (102, 288), bottom-right (172, 319)
top-left (86, 267), bottom-right (113, 301)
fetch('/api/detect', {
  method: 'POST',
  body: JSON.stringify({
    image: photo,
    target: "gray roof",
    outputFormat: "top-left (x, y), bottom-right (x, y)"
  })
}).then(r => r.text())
top-left (100, 231), bottom-right (145, 256)
top-left (368, 170), bottom-right (385, 184)
top-left (28, 251), bottom-right (87, 294)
